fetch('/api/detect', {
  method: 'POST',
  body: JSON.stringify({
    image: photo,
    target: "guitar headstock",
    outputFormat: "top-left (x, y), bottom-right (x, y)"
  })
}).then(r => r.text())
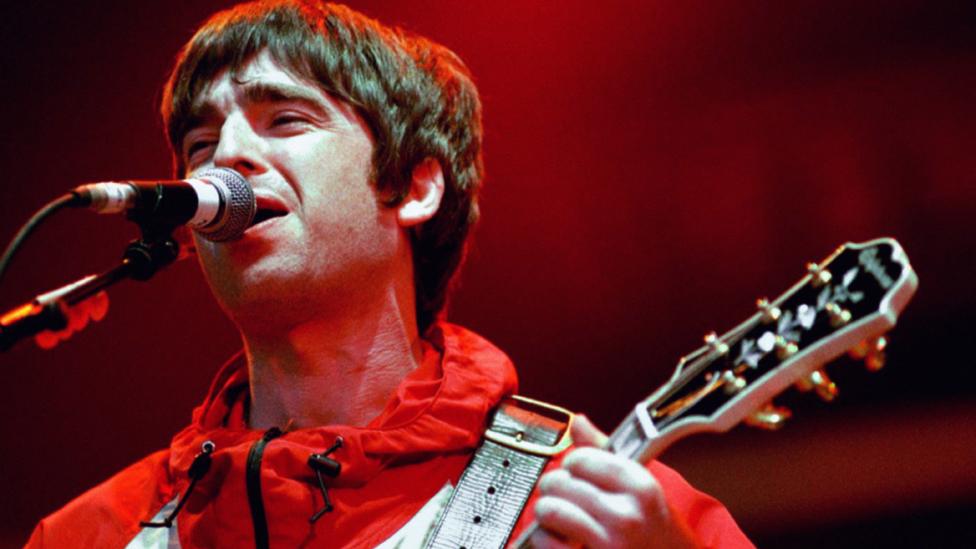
top-left (610, 238), bottom-right (917, 463)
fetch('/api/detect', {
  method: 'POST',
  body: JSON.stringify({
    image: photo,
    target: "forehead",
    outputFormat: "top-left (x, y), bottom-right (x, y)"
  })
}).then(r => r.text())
top-left (189, 50), bottom-right (344, 117)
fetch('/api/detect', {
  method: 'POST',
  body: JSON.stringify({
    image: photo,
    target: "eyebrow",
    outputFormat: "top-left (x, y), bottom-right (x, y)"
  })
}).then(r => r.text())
top-left (183, 81), bottom-right (331, 137)
top-left (239, 81), bottom-right (330, 111)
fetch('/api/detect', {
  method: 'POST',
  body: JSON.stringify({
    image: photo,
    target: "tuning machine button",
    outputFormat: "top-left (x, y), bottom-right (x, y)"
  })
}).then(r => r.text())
top-left (824, 303), bottom-right (852, 327)
top-left (848, 335), bottom-right (887, 371)
top-left (704, 332), bottom-right (729, 356)
top-left (865, 349), bottom-right (886, 371)
top-left (744, 402), bottom-right (792, 430)
top-left (756, 298), bottom-right (781, 324)
top-left (721, 370), bottom-right (747, 395)
top-left (807, 262), bottom-right (832, 287)
top-left (774, 335), bottom-right (798, 359)
top-left (795, 369), bottom-right (838, 401)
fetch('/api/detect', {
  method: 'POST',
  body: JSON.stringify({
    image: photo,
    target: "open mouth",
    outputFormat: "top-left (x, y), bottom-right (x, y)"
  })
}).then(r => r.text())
top-left (252, 206), bottom-right (288, 226)
top-left (250, 192), bottom-right (290, 229)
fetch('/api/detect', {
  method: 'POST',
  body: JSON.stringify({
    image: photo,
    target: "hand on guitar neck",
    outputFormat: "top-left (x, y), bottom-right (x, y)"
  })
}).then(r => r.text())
top-left (527, 415), bottom-right (699, 549)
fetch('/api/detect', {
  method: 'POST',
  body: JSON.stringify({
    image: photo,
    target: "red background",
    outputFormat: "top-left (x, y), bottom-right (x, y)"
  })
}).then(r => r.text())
top-left (1, 1), bottom-right (975, 546)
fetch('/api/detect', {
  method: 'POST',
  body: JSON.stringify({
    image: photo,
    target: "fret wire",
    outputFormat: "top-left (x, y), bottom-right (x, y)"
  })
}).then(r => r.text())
top-left (607, 409), bottom-right (649, 460)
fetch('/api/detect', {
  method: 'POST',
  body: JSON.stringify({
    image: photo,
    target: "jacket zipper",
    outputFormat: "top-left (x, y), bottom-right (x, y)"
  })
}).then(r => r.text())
top-left (246, 427), bottom-right (283, 549)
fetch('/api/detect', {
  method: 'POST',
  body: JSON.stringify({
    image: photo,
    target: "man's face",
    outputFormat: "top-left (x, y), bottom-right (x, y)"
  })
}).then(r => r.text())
top-left (182, 50), bottom-right (402, 322)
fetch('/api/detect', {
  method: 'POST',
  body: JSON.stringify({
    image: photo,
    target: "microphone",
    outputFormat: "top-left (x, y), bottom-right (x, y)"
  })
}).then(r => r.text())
top-left (72, 168), bottom-right (256, 242)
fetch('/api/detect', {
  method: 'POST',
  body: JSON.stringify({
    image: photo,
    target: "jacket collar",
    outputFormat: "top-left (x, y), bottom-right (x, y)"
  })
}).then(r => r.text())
top-left (168, 322), bottom-right (518, 486)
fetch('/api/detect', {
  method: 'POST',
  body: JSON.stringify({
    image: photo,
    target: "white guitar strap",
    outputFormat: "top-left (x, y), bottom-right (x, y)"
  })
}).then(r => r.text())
top-left (423, 396), bottom-right (574, 549)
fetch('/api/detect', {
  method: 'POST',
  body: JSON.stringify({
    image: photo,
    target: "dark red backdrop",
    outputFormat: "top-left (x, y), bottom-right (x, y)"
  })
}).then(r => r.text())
top-left (1, 1), bottom-right (974, 546)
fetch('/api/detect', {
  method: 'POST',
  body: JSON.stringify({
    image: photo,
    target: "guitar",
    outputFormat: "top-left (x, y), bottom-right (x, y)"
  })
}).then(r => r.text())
top-left (512, 237), bottom-right (918, 547)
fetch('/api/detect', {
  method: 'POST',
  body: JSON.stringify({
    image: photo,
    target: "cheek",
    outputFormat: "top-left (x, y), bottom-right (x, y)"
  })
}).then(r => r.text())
top-left (294, 136), bottom-right (383, 232)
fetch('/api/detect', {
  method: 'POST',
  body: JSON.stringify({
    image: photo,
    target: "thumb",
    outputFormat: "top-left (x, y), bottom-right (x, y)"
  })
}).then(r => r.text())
top-left (32, 292), bottom-right (111, 350)
top-left (570, 414), bottom-right (609, 449)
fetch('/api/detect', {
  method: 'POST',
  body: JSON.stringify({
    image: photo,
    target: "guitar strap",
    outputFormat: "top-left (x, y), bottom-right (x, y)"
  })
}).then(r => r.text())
top-left (424, 396), bottom-right (574, 549)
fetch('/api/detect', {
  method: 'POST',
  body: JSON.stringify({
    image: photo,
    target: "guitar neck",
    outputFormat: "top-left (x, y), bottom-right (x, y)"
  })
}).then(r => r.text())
top-left (512, 238), bottom-right (917, 548)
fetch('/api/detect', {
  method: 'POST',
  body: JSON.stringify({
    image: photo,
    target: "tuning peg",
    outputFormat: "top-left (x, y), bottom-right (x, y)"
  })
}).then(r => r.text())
top-left (775, 335), bottom-right (798, 359)
top-left (806, 262), bottom-right (832, 287)
top-left (824, 303), bottom-right (852, 327)
top-left (704, 332), bottom-right (729, 356)
top-left (721, 370), bottom-right (747, 395)
top-left (865, 348), bottom-right (886, 372)
top-left (848, 336), bottom-right (887, 371)
top-left (756, 298), bottom-right (781, 324)
top-left (744, 402), bottom-right (792, 431)
top-left (795, 369), bottom-right (838, 401)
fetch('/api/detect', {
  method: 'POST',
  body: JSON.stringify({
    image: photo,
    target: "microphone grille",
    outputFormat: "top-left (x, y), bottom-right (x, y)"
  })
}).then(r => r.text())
top-left (193, 168), bottom-right (256, 242)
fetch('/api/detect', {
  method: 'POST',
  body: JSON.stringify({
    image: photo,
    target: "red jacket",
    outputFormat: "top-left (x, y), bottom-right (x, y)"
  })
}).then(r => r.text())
top-left (28, 323), bottom-right (751, 548)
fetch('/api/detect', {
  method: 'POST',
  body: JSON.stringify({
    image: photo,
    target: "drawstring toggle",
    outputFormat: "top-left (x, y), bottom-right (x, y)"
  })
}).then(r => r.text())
top-left (307, 436), bottom-right (343, 523)
top-left (140, 440), bottom-right (215, 528)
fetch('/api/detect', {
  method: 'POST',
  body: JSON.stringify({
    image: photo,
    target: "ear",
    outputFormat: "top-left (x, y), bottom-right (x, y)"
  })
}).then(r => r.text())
top-left (397, 157), bottom-right (445, 227)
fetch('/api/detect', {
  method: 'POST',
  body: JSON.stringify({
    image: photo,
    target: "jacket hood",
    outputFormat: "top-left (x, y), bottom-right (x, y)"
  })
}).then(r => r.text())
top-left (167, 322), bottom-right (519, 487)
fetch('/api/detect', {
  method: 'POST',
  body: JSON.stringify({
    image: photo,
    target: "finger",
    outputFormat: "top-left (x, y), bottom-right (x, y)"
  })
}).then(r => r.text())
top-left (534, 495), bottom-right (608, 548)
top-left (35, 322), bottom-right (74, 350)
top-left (89, 291), bottom-right (109, 321)
top-left (34, 330), bottom-right (60, 350)
top-left (539, 469), bottom-right (607, 515)
top-left (570, 414), bottom-right (609, 449)
top-left (540, 468), bottom-right (647, 531)
top-left (563, 447), bottom-right (661, 496)
top-left (57, 324), bottom-right (75, 343)
top-left (66, 300), bottom-right (90, 333)
top-left (526, 527), bottom-right (578, 549)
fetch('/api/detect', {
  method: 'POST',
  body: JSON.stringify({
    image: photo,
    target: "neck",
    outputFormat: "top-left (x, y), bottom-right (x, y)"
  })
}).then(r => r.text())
top-left (241, 281), bottom-right (423, 431)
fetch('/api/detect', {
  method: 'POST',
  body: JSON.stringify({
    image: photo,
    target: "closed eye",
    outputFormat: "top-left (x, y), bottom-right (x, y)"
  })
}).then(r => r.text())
top-left (186, 140), bottom-right (214, 156)
top-left (273, 113), bottom-right (304, 124)
top-left (184, 140), bottom-right (216, 166)
top-left (269, 112), bottom-right (314, 130)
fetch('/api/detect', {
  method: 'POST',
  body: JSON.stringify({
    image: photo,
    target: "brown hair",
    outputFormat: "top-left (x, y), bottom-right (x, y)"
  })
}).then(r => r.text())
top-left (161, 0), bottom-right (483, 332)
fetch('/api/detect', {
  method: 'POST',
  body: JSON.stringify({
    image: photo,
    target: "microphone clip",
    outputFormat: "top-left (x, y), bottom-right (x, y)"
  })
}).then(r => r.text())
top-left (123, 233), bottom-right (181, 282)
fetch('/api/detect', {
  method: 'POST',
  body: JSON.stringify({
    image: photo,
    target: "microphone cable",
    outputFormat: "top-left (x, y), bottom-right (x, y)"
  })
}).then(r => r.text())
top-left (0, 192), bottom-right (84, 287)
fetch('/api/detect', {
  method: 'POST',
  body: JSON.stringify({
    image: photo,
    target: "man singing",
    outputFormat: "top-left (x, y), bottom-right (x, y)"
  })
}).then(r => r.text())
top-left (29, 1), bottom-right (751, 547)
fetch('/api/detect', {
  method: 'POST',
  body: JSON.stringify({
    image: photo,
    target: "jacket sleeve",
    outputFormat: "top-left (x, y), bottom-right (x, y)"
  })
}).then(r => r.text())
top-left (648, 460), bottom-right (754, 548)
top-left (509, 454), bottom-right (754, 548)
top-left (26, 450), bottom-right (172, 549)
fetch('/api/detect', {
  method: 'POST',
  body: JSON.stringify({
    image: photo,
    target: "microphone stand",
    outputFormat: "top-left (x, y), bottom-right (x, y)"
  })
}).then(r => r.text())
top-left (0, 223), bottom-right (182, 351)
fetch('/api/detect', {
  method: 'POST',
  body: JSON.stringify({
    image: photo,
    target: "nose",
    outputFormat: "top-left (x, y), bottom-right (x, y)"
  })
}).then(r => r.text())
top-left (212, 113), bottom-right (267, 177)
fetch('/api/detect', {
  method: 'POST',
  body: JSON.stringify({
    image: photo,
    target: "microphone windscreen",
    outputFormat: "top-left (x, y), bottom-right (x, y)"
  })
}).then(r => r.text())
top-left (193, 168), bottom-right (255, 242)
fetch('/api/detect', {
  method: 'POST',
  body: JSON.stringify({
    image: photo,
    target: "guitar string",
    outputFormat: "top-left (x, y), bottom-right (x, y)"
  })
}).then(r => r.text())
top-left (606, 313), bottom-right (766, 459)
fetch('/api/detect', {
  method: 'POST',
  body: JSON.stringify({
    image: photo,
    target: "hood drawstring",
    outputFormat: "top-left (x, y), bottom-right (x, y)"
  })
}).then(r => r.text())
top-left (140, 440), bottom-right (215, 529)
top-left (307, 436), bottom-right (343, 523)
